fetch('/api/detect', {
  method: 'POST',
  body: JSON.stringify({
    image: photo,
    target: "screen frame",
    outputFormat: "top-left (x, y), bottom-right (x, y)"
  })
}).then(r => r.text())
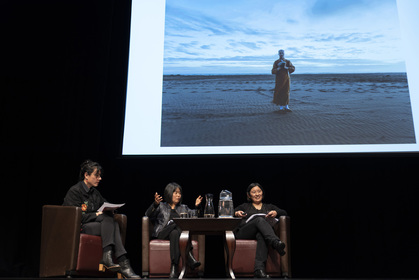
top-left (121, 0), bottom-right (419, 156)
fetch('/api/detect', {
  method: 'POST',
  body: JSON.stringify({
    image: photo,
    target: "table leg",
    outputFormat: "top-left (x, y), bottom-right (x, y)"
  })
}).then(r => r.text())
top-left (224, 230), bottom-right (236, 279)
top-left (178, 230), bottom-right (190, 279)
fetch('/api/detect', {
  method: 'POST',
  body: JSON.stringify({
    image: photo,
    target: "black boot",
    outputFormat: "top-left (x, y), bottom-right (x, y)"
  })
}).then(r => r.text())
top-left (169, 263), bottom-right (178, 279)
top-left (118, 259), bottom-right (141, 279)
top-left (254, 269), bottom-right (270, 278)
top-left (272, 240), bottom-right (286, 256)
top-left (99, 250), bottom-right (120, 272)
top-left (187, 250), bottom-right (201, 270)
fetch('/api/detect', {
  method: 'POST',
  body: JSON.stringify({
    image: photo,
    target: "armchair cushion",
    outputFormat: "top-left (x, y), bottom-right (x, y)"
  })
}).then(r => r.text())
top-left (142, 216), bottom-right (205, 278)
top-left (40, 205), bottom-right (127, 278)
top-left (232, 240), bottom-right (281, 276)
top-left (75, 234), bottom-right (103, 274)
top-left (148, 239), bottom-right (199, 276)
top-left (231, 216), bottom-right (291, 278)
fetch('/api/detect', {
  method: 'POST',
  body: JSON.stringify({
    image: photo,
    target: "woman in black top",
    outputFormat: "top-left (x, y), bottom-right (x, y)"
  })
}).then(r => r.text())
top-left (234, 183), bottom-right (287, 278)
top-left (63, 160), bottom-right (140, 279)
top-left (145, 182), bottom-right (202, 278)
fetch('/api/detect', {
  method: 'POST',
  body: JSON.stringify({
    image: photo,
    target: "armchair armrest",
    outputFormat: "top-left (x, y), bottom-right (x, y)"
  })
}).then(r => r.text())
top-left (196, 234), bottom-right (205, 275)
top-left (142, 216), bottom-right (150, 277)
top-left (277, 216), bottom-right (291, 278)
top-left (114, 213), bottom-right (127, 245)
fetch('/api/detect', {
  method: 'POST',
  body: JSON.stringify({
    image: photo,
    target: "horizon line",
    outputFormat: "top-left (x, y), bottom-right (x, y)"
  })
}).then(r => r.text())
top-left (163, 71), bottom-right (407, 76)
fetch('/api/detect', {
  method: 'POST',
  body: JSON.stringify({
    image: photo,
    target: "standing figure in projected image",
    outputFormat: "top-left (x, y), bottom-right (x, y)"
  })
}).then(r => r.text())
top-left (272, 49), bottom-right (295, 112)
top-left (234, 183), bottom-right (287, 278)
top-left (63, 160), bottom-right (140, 279)
top-left (145, 182), bottom-right (203, 278)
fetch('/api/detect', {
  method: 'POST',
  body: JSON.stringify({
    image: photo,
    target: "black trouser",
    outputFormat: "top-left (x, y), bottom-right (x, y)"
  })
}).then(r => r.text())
top-left (82, 214), bottom-right (127, 259)
top-left (234, 217), bottom-right (280, 271)
top-left (157, 223), bottom-right (182, 265)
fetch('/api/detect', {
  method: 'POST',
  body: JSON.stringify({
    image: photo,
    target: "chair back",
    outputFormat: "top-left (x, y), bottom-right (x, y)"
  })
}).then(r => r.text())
top-left (40, 205), bottom-right (128, 278)
top-left (40, 205), bottom-right (82, 277)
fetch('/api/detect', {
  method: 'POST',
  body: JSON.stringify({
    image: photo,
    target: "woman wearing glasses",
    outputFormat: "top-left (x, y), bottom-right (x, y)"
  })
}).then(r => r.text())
top-left (63, 160), bottom-right (140, 279)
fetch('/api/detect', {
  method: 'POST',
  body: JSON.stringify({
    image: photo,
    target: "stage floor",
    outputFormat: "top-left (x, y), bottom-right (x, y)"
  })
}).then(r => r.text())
top-left (0, 278), bottom-right (407, 280)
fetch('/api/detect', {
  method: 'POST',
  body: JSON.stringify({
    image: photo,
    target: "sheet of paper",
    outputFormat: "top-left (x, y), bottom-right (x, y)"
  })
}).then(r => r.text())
top-left (98, 202), bottom-right (125, 212)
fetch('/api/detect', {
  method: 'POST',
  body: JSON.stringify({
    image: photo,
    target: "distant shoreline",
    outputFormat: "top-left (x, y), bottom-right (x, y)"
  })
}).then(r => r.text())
top-left (164, 72), bottom-right (407, 77)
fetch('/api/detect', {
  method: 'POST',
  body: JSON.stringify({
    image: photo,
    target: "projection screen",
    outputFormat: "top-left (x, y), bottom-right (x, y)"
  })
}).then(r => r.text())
top-left (122, 0), bottom-right (419, 155)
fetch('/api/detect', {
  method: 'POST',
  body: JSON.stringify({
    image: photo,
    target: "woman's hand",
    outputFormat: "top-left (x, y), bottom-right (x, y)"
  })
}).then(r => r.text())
top-left (235, 210), bottom-right (247, 217)
top-left (195, 195), bottom-right (203, 207)
top-left (154, 192), bottom-right (163, 205)
top-left (266, 210), bottom-right (277, 218)
top-left (96, 211), bottom-right (103, 216)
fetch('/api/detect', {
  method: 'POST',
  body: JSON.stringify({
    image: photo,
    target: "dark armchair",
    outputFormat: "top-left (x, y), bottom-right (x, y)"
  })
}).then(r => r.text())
top-left (142, 216), bottom-right (205, 278)
top-left (39, 205), bottom-right (127, 278)
top-left (230, 216), bottom-right (291, 278)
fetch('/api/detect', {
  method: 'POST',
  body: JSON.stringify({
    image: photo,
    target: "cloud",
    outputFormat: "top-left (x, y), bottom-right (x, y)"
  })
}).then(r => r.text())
top-left (200, 45), bottom-right (212, 50)
top-left (309, 0), bottom-right (369, 16)
top-left (228, 41), bottom-right (264, 51)
top-left (165, 5), bottom-right (244, 37)
top-left (163, 0), bottom-right (403, 74)
top-left (313, 32), bottom-right (376, 43)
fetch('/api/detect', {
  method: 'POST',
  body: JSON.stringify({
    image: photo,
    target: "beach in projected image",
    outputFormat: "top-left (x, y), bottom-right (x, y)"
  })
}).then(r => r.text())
top-left (160, 0), bottom-right (415, 147)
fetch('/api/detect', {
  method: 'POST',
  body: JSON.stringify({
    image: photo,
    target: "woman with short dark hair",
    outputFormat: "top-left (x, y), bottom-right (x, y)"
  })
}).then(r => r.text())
top-left (63, 160), bottom-right (140, 279)
top-left (145, 182), bottom-right (203, 278)
top-left (234, 183), bottom-right (287, 278)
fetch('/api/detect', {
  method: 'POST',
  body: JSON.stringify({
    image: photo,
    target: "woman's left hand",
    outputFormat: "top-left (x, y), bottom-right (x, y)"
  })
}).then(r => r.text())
top-left (266, 210), bottom-right (277, 218)
top-left (195, 195), bottom-right (203, 207)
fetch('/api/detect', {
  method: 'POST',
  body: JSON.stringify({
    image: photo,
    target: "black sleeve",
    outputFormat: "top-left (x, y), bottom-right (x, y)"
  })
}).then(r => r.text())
top-left (81, 212), bottom-right (98, 224)
top-left (145, 202), bottom-right (160, 220)
top-left (93, 190), bottom-right (107, 212)
top-left (267, 203), bottom-right (287, 217)
top-left (234, 203), bottom-right (250, 215)
top-left (63, 185), bottom-right (97, 224)
top-left (62, 185), bottom-right (80, 207)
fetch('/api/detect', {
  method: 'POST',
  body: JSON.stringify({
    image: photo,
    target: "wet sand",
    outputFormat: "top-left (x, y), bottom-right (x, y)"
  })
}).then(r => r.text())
top-left (160, 73), bottom-right (415, 146)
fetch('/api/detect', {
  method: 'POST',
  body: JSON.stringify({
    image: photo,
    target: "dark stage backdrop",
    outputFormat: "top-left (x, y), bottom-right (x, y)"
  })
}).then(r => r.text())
top-left (2, 0), bottom-right (419, 278)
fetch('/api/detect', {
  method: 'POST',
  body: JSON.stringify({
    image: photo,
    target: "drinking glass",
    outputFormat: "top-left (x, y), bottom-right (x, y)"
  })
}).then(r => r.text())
top-left (190, 209), bottom-right (198, 218)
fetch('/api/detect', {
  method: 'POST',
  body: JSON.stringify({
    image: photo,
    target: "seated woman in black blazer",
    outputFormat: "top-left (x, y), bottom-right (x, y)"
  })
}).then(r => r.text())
top-left (234, 183), bottom-right (287, 278)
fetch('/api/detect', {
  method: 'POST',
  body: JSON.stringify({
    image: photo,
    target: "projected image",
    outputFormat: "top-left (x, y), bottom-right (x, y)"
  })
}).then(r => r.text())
top-left (160, 0), bottom-right (415, 147)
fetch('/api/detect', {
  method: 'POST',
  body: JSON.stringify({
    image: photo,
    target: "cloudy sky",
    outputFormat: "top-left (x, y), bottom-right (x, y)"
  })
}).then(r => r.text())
top-left (162, 0), bottom-right (406, 75)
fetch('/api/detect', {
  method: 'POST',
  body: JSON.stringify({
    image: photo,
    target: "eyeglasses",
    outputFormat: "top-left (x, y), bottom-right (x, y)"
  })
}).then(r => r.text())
top-left (250, 190), bottom-right (263, 195)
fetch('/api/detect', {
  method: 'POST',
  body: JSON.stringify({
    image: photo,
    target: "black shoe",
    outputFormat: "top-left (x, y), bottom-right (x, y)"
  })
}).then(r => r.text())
top-left (254, 269), bottom-right (270, 278)
top-left (187, 250), bottom-right (201, 270)
top-left (169, 263), bottom-right (179, 279)
top-left (272, 240), bottom-right (286, 256)
top-left (118, 259), bottom-right (141, 279)
top-left (99, 250), bottom-right (120, 272)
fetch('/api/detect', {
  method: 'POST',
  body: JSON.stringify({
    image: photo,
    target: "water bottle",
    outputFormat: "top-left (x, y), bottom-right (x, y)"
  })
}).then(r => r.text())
top-left (204, 193), bottom-right (215, 218)
top-left (218, 190), bottom-right (234, 218)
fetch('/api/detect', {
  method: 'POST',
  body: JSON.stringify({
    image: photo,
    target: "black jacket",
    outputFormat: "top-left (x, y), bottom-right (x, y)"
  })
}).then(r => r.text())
top-left (234, 202), bottom-right (287, 228)
top-left (63, 181), bottom-right (107, 224)
top-left (145, 202), bottom-right (194, 238)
